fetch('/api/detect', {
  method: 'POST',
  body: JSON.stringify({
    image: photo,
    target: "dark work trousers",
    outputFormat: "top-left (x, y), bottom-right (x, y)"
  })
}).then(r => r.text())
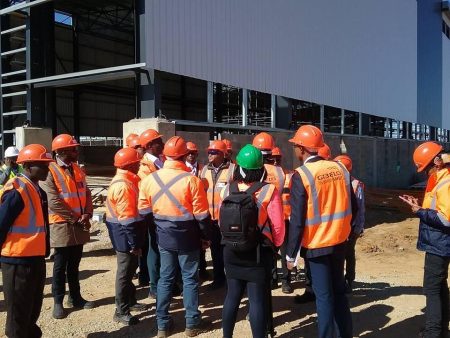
top-left (210, 221), bottom-right (225, 283)
top-left (304, 258), bottom-right (313, 294)
top-left (280, 220), bottom-right (291, 284)
top-left (199, 249), bottom-right (207, 273)
top-left (146, 226), bottom-right (160, 294)
top-left (309, 246), bottom-right (353, 338)
top-left (3, 260), bottom-right (46, 338)
top-left (115, 251), bottom-right (138, 315)
top-left (345, 235), bottom-right (358, 283)
top-left (52, 245), bottom-right (84, 304)
top-left (138, 230), bottom-right (150, 285)
top-left (222, 278), bottom-right (267, 338)
top-left (423, 252), bottom-right (450, 338)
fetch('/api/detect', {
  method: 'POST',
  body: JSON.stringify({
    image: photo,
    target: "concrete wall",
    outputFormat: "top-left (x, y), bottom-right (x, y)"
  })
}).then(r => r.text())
top-left (15, 127), bottom-right (52, 151)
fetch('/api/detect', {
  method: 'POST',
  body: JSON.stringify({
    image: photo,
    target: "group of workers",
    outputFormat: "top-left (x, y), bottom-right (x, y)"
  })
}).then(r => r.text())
top-left (0, 123), bottom-right (447, 338)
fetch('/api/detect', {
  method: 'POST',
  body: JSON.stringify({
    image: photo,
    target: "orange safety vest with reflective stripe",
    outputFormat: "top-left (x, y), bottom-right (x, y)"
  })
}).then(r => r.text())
top-left (221, 182), bottom-right (276, 243)
top-left (200, 162), bottom-right (235, 221)
top-left (138, 161), bottom-right (210, 222)
top-left (422, 168), bottom-right (450, 224)
top-left (264, 164), bottom-right (285, 197)
top-left (296, 160), bottom-right (352, 249)
top-left (106, 170), bottom-right (143, 225)
top-left (48, 162), bottom-right (87, 223)
top-left (281, 172), bottom-right (293, 221)
top-left (138, 158), bottom-right (159, 180)
top-left (1, 177), bottom-right (46, 257)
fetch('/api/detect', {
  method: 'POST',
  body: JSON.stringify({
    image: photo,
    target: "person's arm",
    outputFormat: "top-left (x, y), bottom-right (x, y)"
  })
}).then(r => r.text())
top-left (138, 178), bottom-right (153, 217)
top-left (0, 167), bottom-right (11, 186)
top-left (286, 172), bottom-right (307, 261)
top-left (416, 209), bottom-right (450, 229)
top-left (0, 190), bottom-right (25, 247)
top-left (266, 188), bottom-right (285, 248)
top-left (84, 187), bottom-right (94, 218)
top-left (191, 177), bottom-right (212, 240)
top-left (352, 185), bottom-right (365, 234)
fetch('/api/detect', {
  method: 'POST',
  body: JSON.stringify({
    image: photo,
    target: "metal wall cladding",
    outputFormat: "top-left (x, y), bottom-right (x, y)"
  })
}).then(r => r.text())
top-left (145, 0), bottom-right (418, 124)
top-left (443, 37), bottom-right (450, 130)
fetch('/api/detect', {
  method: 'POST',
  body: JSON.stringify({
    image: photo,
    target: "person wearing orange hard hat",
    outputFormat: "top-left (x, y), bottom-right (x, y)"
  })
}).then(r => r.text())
top-left (318, 143), bottom-right (332, 160)
top-left (106, 148), bottom-right (147, 326)
top-left (125, 133), bottom-right (139, 147)
top-left (286, 125), bottom-right (355, 338)
top-left (399, 141), bottom-right (450, 338)
top-left (186, 142), bottom-right (203, 177)
top-left (271, 146), bottom-right (282, 166)
top-left (40, 134), bottom-right (94, 319)
top-left (0, 144), bottom-right (52, 338)
top-left (334, 154), bottom-right (365, 293)
top-left (139, 136), bottom-right (212, 336)
top-left (126, 133), bottom-right (145, 157)
top-left (137, 129), bottom-right (165, 180)
top-left (222, 139), bottom-right (234, 163)
top-left (199, 139), bottom-right (235, 289)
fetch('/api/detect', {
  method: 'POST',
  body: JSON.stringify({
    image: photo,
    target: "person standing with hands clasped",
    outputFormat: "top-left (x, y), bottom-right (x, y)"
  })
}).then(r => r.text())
top-left (399, 142), bottom-right (450, 338)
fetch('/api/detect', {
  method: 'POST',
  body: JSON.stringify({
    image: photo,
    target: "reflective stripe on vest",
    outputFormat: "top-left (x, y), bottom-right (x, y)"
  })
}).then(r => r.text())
top-left (1, 177), bottom-right (46, 257)
top-left (430, 178), bottom-right (450, 227)
top-left (106, 178), bottom-right (142, 225)
top-left (202, 165), bottom-right (233, 220)
top-left (152, 172), bottom-right (194, 222)
top-left (264, 164), bottom-right (285, 195)
top-left (282, 172), bottom-right (293, 220)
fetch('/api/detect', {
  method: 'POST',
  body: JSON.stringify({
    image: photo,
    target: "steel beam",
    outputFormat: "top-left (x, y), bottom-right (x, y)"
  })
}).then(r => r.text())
top-left (0, 0), bottom-right (53, 16)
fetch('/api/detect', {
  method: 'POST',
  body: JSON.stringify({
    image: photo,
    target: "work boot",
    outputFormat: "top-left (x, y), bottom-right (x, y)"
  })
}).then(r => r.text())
top-left (185, 319), bottom-right (212, 337)
top-left (67, 296), bottom-right (95, 309)
top-left (281, 282), bottom-right (293, 294)
top-left (113, 311), bottom-right (139, 326)
top-left (129, 302), bottom-right (149, 312)
top-left (148, 289), bottom-right (157, 300)
top-left (294, 291), bottom-right (315, 304)
top-left (157, 319), bottom-right (174, 338)
top-left (52, 303), bottom-right (66, 319)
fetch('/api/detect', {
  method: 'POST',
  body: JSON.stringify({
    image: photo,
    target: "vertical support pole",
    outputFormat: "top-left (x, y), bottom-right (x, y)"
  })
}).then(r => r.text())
top-left (270, 94), bottom-right (276, 128)
top-left (207, 81), bottom-right (214, 123)
top-left (242, 88), bottom-right (248, 127)
top-left (73, 15), bottom-right (80, 138)
top-left (320, 105), bottom-right (324, 131)
top-left (358, 112), bottom-right (363, 136)
top-left (340, 108), bottom-right (345, 135)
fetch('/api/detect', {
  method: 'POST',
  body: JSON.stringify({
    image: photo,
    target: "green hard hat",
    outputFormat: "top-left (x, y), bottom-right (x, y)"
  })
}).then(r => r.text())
top-left (236, 144), bottom-right (264, 170)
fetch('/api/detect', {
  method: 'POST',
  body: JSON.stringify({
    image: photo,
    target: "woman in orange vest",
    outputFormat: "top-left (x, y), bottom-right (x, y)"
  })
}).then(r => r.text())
top-left (286, 125), bottom-right (356, 338)
top-left (220, 144), bottom-right (285, 338)
top-left (106, 148), bottom-right (148, 326)
top-left (41, 134), bottom-right (94, 319)
top-left (0, 144), bottom-right (53, 338)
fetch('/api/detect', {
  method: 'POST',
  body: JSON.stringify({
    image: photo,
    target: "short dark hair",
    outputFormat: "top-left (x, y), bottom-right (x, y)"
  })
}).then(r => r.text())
top-left (233, 165), bottom-right (267, 184)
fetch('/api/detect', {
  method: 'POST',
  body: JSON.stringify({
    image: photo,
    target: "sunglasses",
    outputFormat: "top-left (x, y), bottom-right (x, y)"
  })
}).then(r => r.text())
top-left (187, 152), bottom-right (197, 156)
top-left (208, 150), bottom-right (221, 155)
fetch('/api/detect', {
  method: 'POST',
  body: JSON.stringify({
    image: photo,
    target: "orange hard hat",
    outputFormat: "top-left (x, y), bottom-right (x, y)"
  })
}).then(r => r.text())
top-left (129, 137), bottom-right (142, 149)
top-left (163, 136), bottom-right (188, 158)
top-left (318, 143), bottom-right (331, 160)
top-left (52, 134), bottom-right (80, 152)
top-left (139, 129), bottom-right (162, 148)
top-left (252, 132), bottom-right (275, 151)
top-left (207, 140), bottom-right (227, 154)
top-left (186, 142), bottom-right (198, 152)
top-left (334, 155), bottom-right (353, 172)
top-left (413, 141), bottom-right (443, 172)
top-left (125, 133), bottom-right (139, 147)
top-left (289, 125), bottom-right (324, 150)
top-left (114, 147), bottom-right (142, 168)
top-left (222, 139), bottom-right (233, 151)
top-left (17, 144), bottom-right (54, 163)
top-left (272, 147), bottom-right (282, 157)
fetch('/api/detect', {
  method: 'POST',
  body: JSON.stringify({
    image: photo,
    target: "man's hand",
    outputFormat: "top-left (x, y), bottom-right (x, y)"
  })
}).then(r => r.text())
top-left (287, 261), bottom-right (296, 271)
top-left (79, 214), bottom-right (91, 231)
top-left (130, 248), bottom-right (142, 256)
top-left (399, 195), bottom-right (420, 213)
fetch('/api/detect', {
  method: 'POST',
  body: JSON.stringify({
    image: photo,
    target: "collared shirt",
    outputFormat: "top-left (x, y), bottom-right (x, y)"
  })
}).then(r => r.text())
top-left (186, 161), bottom-right (198, 176)
top-left (145, 153), bottom-right (164, 169)
top-left (56, 156), bottom-right (71, 168)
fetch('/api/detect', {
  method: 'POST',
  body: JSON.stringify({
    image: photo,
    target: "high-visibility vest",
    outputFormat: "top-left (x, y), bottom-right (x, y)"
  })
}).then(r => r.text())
top-left (264, 163), bottom-right (285, 197)
top-left (296, 160), bottom-right (352, 249)
top-left (139, 161), bottom-right (209, 222)
top-left (186, 162), bottom-right (203, 177)
top-left (106, 170), bottom-right (143, 225)
top-left (200, 162), bottom-right (235, 221)
top-left (48, 162), bottom-right (87, 223)
top-left (281, 172), bottom-right (293, 221)
top-left (1, 177), bottom-right (46, 257)
top-left (422, 168), bottom-right (450, 224)
top-left (0, 164), bottom-right (24, 189)
top-left (221, 182), bottom-right (276, 243)
top-left (138, 158), bottom-right (158, 180)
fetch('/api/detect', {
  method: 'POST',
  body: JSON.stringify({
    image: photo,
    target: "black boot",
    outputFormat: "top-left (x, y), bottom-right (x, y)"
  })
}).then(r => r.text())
top-left (113, 311), bottom-right (139, 326)
top-left (52, 302), bottom-right (66, 319)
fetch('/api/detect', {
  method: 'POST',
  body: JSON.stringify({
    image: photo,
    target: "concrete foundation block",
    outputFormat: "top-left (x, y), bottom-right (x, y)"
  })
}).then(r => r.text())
top-left (123, 118), bottom-right (175, 146)
top-left (15, 127), bottom-right (52, 151)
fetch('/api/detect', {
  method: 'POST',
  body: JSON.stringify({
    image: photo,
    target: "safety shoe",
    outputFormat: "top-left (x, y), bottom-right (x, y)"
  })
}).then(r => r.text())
top-left (294, 291), bottom-right (315, 304)
top-left (129, 302), bottom-right (149, 312)
top-left (113, 312), bottom-right (139, 326)
top-left (52, 303), bottom-right (66, 319)
top-left (185, 319), bottom-right (212, 337)
top-left (281, 282), bottom-right (293, 294)
top-left (148, 290), bottom-right (157, 300)
top-left (67, 297), bottom-right (95, 309)
top-left (157, 319), bottom-right (174, 338)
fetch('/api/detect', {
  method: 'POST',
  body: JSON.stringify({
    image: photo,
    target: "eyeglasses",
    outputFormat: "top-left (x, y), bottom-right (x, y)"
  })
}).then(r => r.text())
top-left (208, 150), bottom-right (221, 155)
top-left (187, 152), bottom-right (197, 156)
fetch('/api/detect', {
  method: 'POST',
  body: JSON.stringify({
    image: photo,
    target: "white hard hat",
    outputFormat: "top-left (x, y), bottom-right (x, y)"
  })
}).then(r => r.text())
top-left (4, 146), bottom-right (19, 158)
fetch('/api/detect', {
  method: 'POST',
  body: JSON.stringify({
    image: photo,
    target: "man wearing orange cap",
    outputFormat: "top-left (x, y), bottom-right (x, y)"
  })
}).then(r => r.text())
top-left (200, 140), bottom-right (235, 289)
top-left (106, 148), bottom-right (147, 326)
top-left (286, 125), bottom-right (356, 338)
top-left (0, 144), bottom-right (52, 338)
top-left (139, 136), bottom-right (212, 337)
top-left (185, 142), bottom-right (203, 177)
top-left (222, 139), bottom-right (234, 163)
top-left (318, 143), bottom-right (332, 160)
top-left (271, 147), bottom-right (282, 166)
top-left (126, 133), bottom-right (145, 157)
top-left (137, 128), bottom-right (165, 180)
top-left (41, 134), bottom-right (94, 319)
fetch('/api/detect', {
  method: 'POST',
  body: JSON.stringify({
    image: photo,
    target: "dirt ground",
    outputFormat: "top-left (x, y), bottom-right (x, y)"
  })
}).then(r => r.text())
top-left (0, 200), bottom-right (433, 338)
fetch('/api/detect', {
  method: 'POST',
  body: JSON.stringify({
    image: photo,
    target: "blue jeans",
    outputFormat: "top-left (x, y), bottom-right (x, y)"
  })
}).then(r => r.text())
top-left (210, 222), bottom-right (225, 283)
top-left (309, 246), bottom-right (353, 338)
top-left (147, 227), bottom-right (160, 293)
top-left (157, 247), bottom-right (201, 330)
top-left (222, 278), bottom-right (267, 338)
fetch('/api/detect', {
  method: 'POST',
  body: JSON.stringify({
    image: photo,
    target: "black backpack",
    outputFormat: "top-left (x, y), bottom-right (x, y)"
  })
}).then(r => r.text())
top-left (219, 181), bottom-right (267, 252)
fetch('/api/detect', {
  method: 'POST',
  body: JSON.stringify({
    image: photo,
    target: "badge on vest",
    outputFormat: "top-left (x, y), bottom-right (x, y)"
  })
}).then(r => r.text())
top-left (216, 182), bottom-right (227, 189)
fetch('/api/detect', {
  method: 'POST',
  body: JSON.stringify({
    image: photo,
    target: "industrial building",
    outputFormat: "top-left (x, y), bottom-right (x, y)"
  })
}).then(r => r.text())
top-left (0, 0), bottom-right (449, 187)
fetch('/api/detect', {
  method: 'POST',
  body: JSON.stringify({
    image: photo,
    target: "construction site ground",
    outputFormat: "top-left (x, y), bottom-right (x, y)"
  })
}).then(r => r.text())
top-left (0, 182), bottom-right (435, 337)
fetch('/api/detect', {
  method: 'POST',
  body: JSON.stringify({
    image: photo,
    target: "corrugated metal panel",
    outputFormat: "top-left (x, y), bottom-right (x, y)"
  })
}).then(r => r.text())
top-left (146, 0), bottom-right (418, 124)
top-left (443, 37), bottom-right (450, 130)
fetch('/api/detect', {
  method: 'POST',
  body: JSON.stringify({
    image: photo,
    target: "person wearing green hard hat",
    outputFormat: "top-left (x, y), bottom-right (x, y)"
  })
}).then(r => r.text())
top-left (219, 144), bottom-right (285, 338)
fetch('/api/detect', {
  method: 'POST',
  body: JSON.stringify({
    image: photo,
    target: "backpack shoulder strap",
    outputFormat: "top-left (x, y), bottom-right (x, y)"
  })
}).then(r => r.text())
top-left (245, 181), bottom-right (267, 196)
top-left (228, 181), bottom-right (240, 194)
